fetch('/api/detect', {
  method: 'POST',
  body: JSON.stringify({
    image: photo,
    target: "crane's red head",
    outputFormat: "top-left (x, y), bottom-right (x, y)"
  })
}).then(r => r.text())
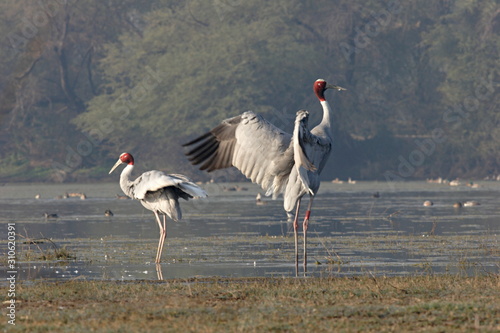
top-left (109, 152), bottom-right (134, 174)
top-left (119, 152), bottom-right (134, 165)
top-left (314, 79), bottom-right (346, 101)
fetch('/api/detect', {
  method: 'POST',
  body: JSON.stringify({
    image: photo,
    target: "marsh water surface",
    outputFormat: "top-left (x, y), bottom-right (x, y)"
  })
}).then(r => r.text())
top-left (1, 181), bottom-right (499, 281)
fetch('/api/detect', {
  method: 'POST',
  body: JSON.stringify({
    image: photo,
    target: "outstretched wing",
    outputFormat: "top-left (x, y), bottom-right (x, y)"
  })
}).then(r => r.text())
top-left (133, 171), bottom-right (207, 200)
top-left (183, 111), bottom-right (295, 198)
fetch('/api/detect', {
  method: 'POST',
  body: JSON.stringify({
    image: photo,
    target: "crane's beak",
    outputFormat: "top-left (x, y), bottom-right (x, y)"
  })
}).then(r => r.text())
top-left (109, 159), bottom-right (123, 174)
top-left (326, 84), bottom-right (346, 91)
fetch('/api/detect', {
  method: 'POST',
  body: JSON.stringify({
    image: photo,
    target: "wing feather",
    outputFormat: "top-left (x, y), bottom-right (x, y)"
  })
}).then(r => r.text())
top-left (292, 110), bottom-right (332, 196)
top-left (184, 111), bottom-right (293, 197)
top-left (294, 110), bottom-right (336, 196)
top-left (187, 139), bottom-right (219, 165)
top-left (133, 171), bottom-right (207, 200)
top-left (294, 111), bottom-right (317, 171)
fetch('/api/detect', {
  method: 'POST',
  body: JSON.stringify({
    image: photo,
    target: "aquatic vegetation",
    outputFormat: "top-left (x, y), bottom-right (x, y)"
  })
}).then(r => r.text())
top-left (18, 232), bottom-right (76, 262)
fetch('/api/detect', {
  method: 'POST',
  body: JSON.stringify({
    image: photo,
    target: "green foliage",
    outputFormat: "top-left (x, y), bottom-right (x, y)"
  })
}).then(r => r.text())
top-left (74, 1), bottom-right (327, 171)
top-left (1, 0), bottom-right (499, 181)
top-left (422, 0), bottom-right (500, 176)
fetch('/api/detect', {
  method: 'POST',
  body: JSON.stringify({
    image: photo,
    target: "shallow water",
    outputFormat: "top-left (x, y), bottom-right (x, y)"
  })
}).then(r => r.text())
top-left (0, 181), bottom-right (499, 281)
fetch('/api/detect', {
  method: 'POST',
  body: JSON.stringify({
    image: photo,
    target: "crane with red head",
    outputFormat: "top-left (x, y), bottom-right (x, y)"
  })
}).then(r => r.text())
top-left (109, 152), bottom-right (207, 266)
top-left (184, 79), bottom-right (345, 276)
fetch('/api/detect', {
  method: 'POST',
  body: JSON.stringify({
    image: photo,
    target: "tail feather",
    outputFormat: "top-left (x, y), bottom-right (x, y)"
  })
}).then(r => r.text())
top-left (164, 192), bottom-right (182, 221)
top-left (178, 182), bottom-right (208, 198)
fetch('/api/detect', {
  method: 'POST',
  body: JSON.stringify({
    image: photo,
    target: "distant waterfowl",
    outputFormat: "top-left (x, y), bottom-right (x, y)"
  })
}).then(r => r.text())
top-left (116, 194), bottom-right (129, 199)
top-left (453, 200), bottom-right (480, 208)
top-left (35, 194), bottom-right (41, 199)
top-left (67, 192), bottom-right (87, 200)
top-left (256, 193), bottom-right (267, 205)
top-left (449, 179), bottom-right (461, 186)
top-left (235, 185), bottom-right (248, 191)
top-left (54, 193), bottom-right (69, 199)
top-left (222, 186), bottom-right (237, 192)
top-left (331, 178), bottom-right (343, 184)
top-left (44, 212), bottom-right (59, 219)
top-left (104, 209), bottom-right (114, 217)
top-left (423, 200), bottom-right (433, 207)
top-left (372, 192), bottom-right (380, 198)
top-left (463, 200), bottom-right (480, 207)
top-left (348, 177), bottom-right (357, 184)
top-left (427, 177), bottom-right (444, 184)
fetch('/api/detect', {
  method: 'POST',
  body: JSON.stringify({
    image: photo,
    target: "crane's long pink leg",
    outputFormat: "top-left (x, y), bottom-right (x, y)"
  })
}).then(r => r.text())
top-left (154, 211), bottom-right (166, 263)
top-left (155, 213), bottom-right (162, 263)
top-left (159, 215), bottom-right (167, 261)
top-left (293, 199), bottom-right (301, 277)
top-left (156, 263), bottom-right (164, 280)
top-left (303, 195), bottom-right (314, 274)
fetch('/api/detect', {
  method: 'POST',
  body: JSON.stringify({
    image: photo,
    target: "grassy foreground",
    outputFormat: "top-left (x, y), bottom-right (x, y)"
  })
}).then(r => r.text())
top-left (3, 275), bottom-right (499, 332)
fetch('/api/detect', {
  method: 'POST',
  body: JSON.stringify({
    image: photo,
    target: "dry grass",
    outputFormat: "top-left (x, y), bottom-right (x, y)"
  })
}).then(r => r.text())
top-left (16, 230), bottom-right (76, 262)
top-left (3, 274), bottom-right (499, 332)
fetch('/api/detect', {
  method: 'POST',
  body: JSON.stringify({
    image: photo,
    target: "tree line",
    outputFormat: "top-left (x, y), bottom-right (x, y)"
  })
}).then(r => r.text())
top-left (0, 0), bottom-right (498, 182)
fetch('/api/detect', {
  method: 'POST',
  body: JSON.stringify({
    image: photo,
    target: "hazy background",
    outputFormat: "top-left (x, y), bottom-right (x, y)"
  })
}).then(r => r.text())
top-left (0, 0), bottom-right (498, 183)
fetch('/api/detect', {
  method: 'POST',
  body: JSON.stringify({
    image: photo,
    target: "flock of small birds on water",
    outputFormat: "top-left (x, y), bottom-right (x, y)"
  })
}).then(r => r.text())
top-left (36, 192), bottom-right (87, 200)
top-left (338, 177), bottom-right (483, 208)
top-left (422, 200), bottom-right (481, 208)
top-left (422, 178), bottom-right (482, 207)
top-left (38, 192), bottom-right (128, 219)
top-left (38, 177), bottom-right (483, 220)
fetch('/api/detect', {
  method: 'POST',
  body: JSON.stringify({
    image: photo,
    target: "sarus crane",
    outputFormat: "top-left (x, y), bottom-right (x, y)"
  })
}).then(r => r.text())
top-left (109, 152), bottom-right (207, 264)
top-left (183, 79), bottom-right (345, 275)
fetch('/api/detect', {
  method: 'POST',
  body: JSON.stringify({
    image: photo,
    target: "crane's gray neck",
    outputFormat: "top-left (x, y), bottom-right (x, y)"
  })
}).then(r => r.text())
top-left (119, 164), bottom-right (135, 198)
top-left (317, 100), bottom-right (333, 138)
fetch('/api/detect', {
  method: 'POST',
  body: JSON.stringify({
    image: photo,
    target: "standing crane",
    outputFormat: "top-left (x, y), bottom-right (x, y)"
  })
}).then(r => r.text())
top-left (183, 79), bottom-right (345, 275)
top-left (109, 152), bottom-right (207, 265)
